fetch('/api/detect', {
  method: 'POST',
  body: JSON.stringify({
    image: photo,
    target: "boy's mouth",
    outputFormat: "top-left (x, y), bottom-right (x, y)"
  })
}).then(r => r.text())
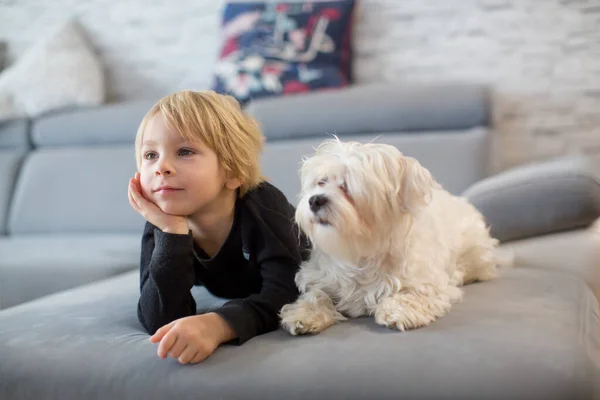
top-left (153, 186), bottom-right (184, 193)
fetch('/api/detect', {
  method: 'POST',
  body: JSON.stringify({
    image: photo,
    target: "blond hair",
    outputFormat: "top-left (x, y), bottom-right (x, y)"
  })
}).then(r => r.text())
top-left (135, 90), bottom-right (265, 197)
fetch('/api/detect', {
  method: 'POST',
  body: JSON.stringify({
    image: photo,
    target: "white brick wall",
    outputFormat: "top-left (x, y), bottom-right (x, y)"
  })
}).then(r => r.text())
top-left (1, 0), bottom-right (599, 170)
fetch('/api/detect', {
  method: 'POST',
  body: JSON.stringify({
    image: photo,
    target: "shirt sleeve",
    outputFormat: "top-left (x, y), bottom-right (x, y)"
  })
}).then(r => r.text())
top-left (137, 222), bottom-right (197, 334)
top-left (213, 187), bottom-right (308, 345)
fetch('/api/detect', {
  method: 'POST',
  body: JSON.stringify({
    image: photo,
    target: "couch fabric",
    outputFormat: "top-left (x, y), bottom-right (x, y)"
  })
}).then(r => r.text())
top-left (0, 265), bottom-right (598, 400)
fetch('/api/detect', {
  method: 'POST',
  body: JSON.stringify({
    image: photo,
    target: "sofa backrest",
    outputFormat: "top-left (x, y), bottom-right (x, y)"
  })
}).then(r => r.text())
top-left (0, 119), bottom-right (30, 235)
top-left (4, 83), bottom-right (492, 235)
top-left (246, 83), bottom-right (491, 202)
top-left (7, 101), bottom-right (152, 235)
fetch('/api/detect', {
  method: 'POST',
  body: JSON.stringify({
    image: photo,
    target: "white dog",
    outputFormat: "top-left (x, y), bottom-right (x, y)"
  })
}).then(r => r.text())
top-left (280, 138), bottom-right (499, 335)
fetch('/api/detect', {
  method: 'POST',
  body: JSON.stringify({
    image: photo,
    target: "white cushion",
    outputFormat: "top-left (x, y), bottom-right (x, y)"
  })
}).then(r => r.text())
top-left (0, 19), bottom-right (105, 121)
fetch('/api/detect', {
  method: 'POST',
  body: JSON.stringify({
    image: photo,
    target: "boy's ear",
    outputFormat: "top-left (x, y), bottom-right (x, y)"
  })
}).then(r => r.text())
top-left (225, 175), bottom-right (243, 191)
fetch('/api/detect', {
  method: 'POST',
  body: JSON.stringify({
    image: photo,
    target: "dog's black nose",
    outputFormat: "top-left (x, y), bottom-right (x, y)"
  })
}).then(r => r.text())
top-left (309, 195), bottom-right (328, 212)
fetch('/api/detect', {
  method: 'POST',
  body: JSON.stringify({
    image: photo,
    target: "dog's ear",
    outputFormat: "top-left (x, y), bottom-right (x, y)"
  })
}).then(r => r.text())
top-left (397, 155), bottom-right (438, 214)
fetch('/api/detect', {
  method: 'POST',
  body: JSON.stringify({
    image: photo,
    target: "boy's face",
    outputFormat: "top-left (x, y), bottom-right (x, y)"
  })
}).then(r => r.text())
top-left (138, 112), bottom-right (233, 217)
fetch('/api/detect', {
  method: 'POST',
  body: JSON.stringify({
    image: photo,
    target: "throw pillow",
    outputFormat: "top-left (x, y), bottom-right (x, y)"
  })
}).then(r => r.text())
top-left (213, 0), bottom-right (355, 105)
top-left (0, 20), bottom-right (105, 121)
top-left (462, 156), bottom-right (600, 242)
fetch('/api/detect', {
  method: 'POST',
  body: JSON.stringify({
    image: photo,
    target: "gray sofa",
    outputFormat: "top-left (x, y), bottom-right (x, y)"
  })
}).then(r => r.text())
top-left (0, 83), bottom-right (599, 399)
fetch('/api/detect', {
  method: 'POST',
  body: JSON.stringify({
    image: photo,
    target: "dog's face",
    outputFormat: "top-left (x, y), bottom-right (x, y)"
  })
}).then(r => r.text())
top-left (296, 139), bottom-right (436, 263)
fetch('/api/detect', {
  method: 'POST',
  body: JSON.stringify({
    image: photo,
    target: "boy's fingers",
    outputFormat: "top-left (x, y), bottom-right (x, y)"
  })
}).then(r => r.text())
top-left (157, 332), bottom-right (177, 359)
top-left (148, 332), bottom-right (160, 343)
top-left (131, 185), bottom-right (154, 211)
top-left (130, 186), bottom-right (151, 213)
top-left (178, 346), bottom-right (197, 365)
top-left (168, 340), bottom-right (187, 360)
top-left (190, 351), bottom-right (208, 364)
top-left (128, 185), bottom-right (141, 213)
top-left (150, 321), bottom-right (174, 343)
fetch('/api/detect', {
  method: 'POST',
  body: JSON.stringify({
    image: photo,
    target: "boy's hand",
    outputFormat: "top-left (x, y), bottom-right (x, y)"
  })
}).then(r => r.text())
top-left (128, 172), bottom-right (189, 234)
top-left (149, 313), bottom-right (237, 364)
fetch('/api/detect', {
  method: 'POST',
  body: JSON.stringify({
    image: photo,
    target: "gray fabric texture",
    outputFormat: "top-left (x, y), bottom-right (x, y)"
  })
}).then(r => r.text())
top-left (0, 234), bottom-right (140, 309)
top-left (245, 83), bottom-right (489, 141)
top-left (0, 268), bottom-right (598, 400)
top-left (31, 100), bottom-right (155, 146)
top-left (0, 42), bottom-right (6, 71)
top-left (463, 156), bottom-right (600, 242)
top-left (499, 228), bottom-right (600, 301)
top-left (0, 151), bottom-right (24, 235)
top-left (0, 118), bottom-right (29, 148)
top-left (263, 128), bottom-right (490, 201)
top-left (8, 146), bottom-right (146, 234)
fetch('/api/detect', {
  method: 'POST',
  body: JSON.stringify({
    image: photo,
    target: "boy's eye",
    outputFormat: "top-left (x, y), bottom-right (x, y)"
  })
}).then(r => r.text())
top-left (178, 148), bottom-right (194, 156)
top-left (143, 151), bottom-right (157, 160)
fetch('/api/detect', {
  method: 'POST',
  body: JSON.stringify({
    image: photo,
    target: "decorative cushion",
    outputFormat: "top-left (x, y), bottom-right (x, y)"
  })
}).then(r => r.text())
top-left (213, 0), bottom-right (355, 105)
top-left (0, 20), bottom-right (105, 121)
top-left (463, 156), bottom-right (600, 243)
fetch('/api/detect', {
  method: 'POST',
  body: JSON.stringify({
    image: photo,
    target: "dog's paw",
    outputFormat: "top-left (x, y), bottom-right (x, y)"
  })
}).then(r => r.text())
top-left (280, 301), bottom-right (338, 335)
top-left (374, 302), bottom-right (431, 331)
top-left (375, 287), bottom-right (462, 331)
top-left (374, 292), bottom-right (451, 331)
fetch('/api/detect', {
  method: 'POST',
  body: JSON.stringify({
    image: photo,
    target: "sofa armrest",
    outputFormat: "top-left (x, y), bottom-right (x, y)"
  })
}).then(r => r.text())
top-left (462, 156), bottom-right (600, 242)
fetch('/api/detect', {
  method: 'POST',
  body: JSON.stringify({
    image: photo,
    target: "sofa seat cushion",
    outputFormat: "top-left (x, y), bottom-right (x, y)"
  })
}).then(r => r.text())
top-left (0, 268), bottom-right (598, 399)
top-left (499, 227), bottom-right (600, 301)
top-left (0, 234), bottom-right (140, 309)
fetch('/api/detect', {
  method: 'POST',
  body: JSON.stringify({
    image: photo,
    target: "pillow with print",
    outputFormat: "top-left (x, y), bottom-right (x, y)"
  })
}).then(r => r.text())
top-left (213, 0), bottom-right (355, 105)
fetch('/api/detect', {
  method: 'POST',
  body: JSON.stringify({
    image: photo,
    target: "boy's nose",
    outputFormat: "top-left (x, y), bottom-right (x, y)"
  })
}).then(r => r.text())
top-left (155, 161), bottom-right (174, 176)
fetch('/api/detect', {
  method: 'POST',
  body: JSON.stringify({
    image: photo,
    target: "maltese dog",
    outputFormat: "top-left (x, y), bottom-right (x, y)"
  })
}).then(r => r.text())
top-left (280, 138), bottom-right (499, 335)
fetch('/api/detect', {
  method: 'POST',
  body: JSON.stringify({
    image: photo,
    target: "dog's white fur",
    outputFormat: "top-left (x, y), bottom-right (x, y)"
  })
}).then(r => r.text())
top-left (280, 138), bottom-right (499, 335)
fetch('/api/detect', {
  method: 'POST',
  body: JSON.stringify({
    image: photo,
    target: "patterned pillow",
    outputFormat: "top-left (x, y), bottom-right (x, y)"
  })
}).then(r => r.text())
top-left (213, 0), bottom-right (355, 105)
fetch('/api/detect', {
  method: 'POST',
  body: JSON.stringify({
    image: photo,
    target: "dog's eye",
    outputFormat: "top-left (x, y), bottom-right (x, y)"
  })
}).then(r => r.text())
top-left (317, 179), bottom-right (327, 187)
top-left (339, 182), bottom-right (348, 192)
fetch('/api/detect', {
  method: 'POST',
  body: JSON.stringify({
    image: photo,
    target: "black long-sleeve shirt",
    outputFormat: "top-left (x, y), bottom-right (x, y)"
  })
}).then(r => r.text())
top-left (137, 182), bottom-right (311, 344)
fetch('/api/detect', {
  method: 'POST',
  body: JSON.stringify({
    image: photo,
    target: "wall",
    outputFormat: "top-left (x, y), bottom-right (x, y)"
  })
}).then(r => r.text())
top-left (1, 0), bottom-right (599, 170)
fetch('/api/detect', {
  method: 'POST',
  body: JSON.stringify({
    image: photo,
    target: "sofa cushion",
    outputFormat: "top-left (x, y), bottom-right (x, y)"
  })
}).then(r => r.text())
top-left (245, 83), bottom-right (489, 141)
top-left (0, 234), bottom-right (140, 309)
top-left (32, 100), bottom-right (155, 147)
top-left (463, 156), bottom-right (600, 242)
top-left (8, 146), bottom-right (145, 234)
top-left (0, 20), bottom-right (104, 122)
top-left (499, 227), bottom-right (600, 301)
top-left (0, 267), bottom-right (597, 399)
top-left (0, 151), bottom-right (24, 235)
top-left (263, 128), bottom-right (490, 201)
top-left (0, 118), bottom-right (29, 149)
top-left (213, 0), bottom-right (355, 105)
top-left (0, 41), bottom-right (6, 72)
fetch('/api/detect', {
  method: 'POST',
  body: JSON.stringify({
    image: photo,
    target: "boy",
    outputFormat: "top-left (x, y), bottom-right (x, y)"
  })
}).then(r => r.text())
top-left (128, 90), bottom-right (309, 364)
